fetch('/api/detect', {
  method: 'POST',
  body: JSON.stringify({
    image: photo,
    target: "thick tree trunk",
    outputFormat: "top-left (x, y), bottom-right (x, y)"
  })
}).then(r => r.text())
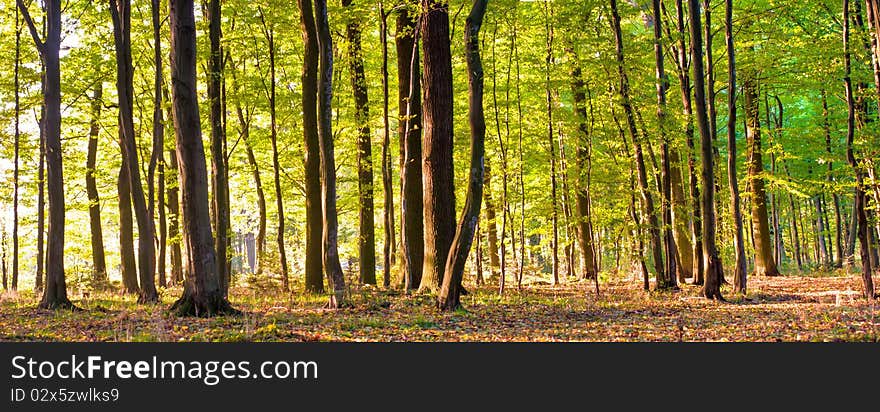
top-left (110, 0), bottom-right (158, 303)
top-left (344, 0), bottom-right (376, 285)
top-left (438, 0), bottom-right (488, 311)
top-left (86, 84), bottom-right (108, 287)
top-left (743, 74), bottom-right (780, 277)
top-left (396, 2), bottom-right (424, 291)
top-left (207, 0), bottom-right (230, 297)
top-left (419, 0), bottom-right (456, 294)
top-left (687, 0), bottom-right (724, 300)
top-left (611, 0), bottom-right (665, 288)
top-left (168, 0), bottom-right (236, 316)
top-left (297, 0), bottom-right (325, 294)
top-left (315, 0), bottom-right (347, 307)
top-left (844, 0), bottom-right (875, 299)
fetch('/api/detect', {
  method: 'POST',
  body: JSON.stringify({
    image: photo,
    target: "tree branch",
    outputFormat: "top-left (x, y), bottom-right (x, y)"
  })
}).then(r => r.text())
top-left (16, 0), bottom-right (44, 55)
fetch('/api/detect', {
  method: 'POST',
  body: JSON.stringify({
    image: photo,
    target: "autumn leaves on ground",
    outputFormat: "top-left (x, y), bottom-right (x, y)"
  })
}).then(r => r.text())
top-left (2, 271), bottom-right (878, 342)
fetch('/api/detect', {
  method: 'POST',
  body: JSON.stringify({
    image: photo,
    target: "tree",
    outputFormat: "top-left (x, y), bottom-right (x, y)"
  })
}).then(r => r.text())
top-left (315, 0), bottom-right (347, 307)
top-left (686, 0), bottom-right (724, 300)
top-left (379, 3), bottom-right (395, 288)
top-left (207, 0), bottom-right (231, 297)
top-left (110, 0), bottom-right (159, 303)
top-left (419, 0), bottom-right (456, 294)
top-left (438, 0), bottom-right (488, 311)
top-left (343, 0), bottom-right (376, 285)
top-left (86, 83), bottom-right (108, 287)
top-left (396, 1), bottom-right (424, 291)
top-left (17, 0), bottom-right (73, 309)
top-left (725, 0), bottom-right (747, 295)
top-left (168, 0), bottom-right (236, 316)
top-left (298, 0), bottom-right (324, 294)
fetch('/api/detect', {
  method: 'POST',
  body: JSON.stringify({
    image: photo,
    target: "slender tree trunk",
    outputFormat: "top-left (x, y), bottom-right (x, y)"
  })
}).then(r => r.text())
top-left (297, 0), bottom-right (324, 294)
top-left (545, 0), bottom-right (558, 286)
top-left (344, 0), bottom-right (376, 285)
top-left (844, 0), bottom-right (875, 299)
top-left (36, 81), bottom-right (45, 293)
top-left (611, 0), bottom-right (665, 287)
top-left (206, 0), bottom-right (230, 297)
top-left (439, 0), bottom-right (487, 311)
top-left (419, 0), bottom-right (456, 294)
top-left (118, 158), bottom-right (139, 293)
top-left (379, 5), bottom-right (395, 288)
top-left (151, 0), bottom-right (166, 288)
top-left (483, 160), bottom-right (501, 278)
top-left (87, 84), bottom-right (108, 287)
top-left (166, 147), bottom-right (183, 284)
top-left (236, 105), bottom-right (266, 272)
top-left (396, 2), bottom-right (424, 291)
top-left (169, 0), bottom-right (236, 316)
top-left (315, 0), bottom-right (347, 307)
top-left (12, 5), bottom-right (21, 291)
top-left (725, 0), bottom-right (747, 294)
top-left (566, 45), bottom-right (599, 283)
top-left (110, 0), bottom-right (158, 303)
top-left (652, 0), bottom-right (678, 289)
top-left (20, 0), bottom-right (72, 308)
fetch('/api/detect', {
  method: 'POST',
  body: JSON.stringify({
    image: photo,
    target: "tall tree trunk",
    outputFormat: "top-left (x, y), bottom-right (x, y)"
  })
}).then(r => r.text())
top-left (439, 0), bottom-right (488, 311)
top-left (151, 0), bottom-right (166, 288)
top-left (206, 0), bottom-right (230, 297)
top-left (725, 0), bottom-right (747, 294)
top-left (344, 0), bottom-right (376, 285)
top-left (168, 0), bottom-right (236, 316)
top-left (687, 0), bottom-right (724, 299)
top-left (379, 4), bottom-right (395, 288)
top-left (315, 0), bottom-right (347, 307)
top-left (652, 0), bottom-right (678, 290)
top-left (611, 0), bottom-right (665, 287)
top-left (35, 78), bottom-right (45, 293)
top-left (483, 160), bottom-right (501, 278)
top-left (419, 0), bottom-right (456, 294)
top-left (12, 5), bottom-right (21, 292)
top-left (118, 159), bottom-right (140, 293)
top-left (396, 2), bottom-right (424, 291)
top-left (258, 13), bottom-right (290, 292)
top-left (742, 73), bottom-right (780, 277)
top-left (545, 0), bottom-right (558, 286)
top-left (110, 0), bottom-right (158, 303)
top-left (566, 45), bottom-right (599, 283)
top-left (297, 0), bottom-right (324, 294)
top-left (87, 83), bottom-right (108, 287)
top-left (166, 147), bottom-right (183, 284)
top-left (237, 105), bottom-right (267, 272)
top-left (844, 0), bottom-right (875, 299)
top-left (17, 0), bottom-right (72, 308)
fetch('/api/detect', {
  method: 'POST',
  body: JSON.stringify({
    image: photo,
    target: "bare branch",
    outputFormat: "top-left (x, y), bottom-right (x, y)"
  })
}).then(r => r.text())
top-left (16, 0), bottom-right (44, 55)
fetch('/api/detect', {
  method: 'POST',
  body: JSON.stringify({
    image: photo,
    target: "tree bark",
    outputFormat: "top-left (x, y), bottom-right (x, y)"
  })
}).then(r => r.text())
top-left (725, 0), bottom-right (747, 294)
top-left (344, 0), bottom-right (376, 285)
top-left (166, 147), bottom-right (183, 285)
top-left (419, 0), bottom-right (457, 294)
top-left (110, 0), bottom-right (158, 303)
top-left (299, 0), bottom-right (325, 294)
top-left (379, 4), bottom-right (395, 288)
top-left (237, 105), bottom-right (267, 272)
top-left (207, 0), bottom-right (230, 297)
top-left (168, 0), bottom-right (236, 316)
top-left (87, 83), bottom-right (108, 287)
top-left (315, 0), bottom-right (347, 307)
top-left (483, 160), bottom-right (501, 278)
top-left (12, 5), bottom-right (21, 291)
top-left (151, 0), bottom-right (166, 288)
top-left (687, 0), bottom-right (724, 300)
top-left (396, 2), bottom-right (424, 291)
top-left (438, 0), bottom-right (488, 311)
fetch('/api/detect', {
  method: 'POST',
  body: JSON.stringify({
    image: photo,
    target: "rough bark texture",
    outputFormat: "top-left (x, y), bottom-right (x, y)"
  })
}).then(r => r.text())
top-left (344, 0), bottom-right (376, 285)
top-left (419, 0), bottom-right (457, 294)
top-left (396, 3), bottom-right (424, 291)
top-left (439, 0), bottom-right (487, 311)
top-left (315, 0), bottom-right (347, 307)
top-left (168, 0), bottom-right (236, 316)
top-left (298, 0), bottom-right (325, 294)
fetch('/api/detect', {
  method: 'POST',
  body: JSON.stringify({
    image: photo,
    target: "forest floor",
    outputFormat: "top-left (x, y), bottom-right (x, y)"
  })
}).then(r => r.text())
top-left (1, 270), bottom-right (878, 342)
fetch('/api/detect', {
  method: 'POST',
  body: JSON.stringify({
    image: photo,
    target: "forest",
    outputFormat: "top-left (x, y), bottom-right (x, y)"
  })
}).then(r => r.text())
top-left (0, 0), bottom-right (879, 342)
